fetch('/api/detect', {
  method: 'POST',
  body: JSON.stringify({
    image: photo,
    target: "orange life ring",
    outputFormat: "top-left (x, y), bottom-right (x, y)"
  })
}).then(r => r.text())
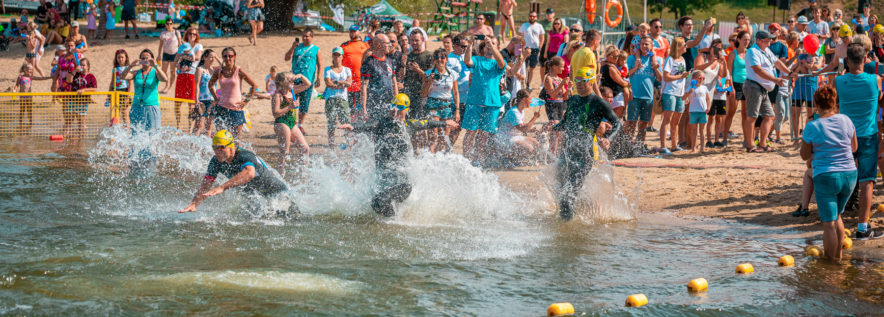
top-left (584, 0), bottom-right (596, 25)
top-left (605, 0), bottom-right (623, 28)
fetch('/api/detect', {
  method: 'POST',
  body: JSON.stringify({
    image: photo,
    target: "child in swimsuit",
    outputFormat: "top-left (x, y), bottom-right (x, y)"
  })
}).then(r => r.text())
top-left (270, 71), bottom-right (312, 173)
top-left (13, 63), bottom-right (50, 133)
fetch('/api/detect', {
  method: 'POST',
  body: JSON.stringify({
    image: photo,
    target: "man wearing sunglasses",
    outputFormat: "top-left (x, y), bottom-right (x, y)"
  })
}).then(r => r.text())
top-left (179, 130), bottom-right (289, 213)
top-left (553, 67), bottom-right (620, 221)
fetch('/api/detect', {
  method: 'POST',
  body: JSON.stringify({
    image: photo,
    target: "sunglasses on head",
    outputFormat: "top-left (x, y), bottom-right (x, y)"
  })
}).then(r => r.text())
top-left (570, 28), bottom-right (581, 32)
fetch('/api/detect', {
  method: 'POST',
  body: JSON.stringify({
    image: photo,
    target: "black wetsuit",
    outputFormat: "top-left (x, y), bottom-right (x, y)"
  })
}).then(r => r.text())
top-left (205, 148), bottom-right (288, 197)
top-left (351, 116), bottom-right (448, 216)
top-left (552, 93), bottom-right (622, 220)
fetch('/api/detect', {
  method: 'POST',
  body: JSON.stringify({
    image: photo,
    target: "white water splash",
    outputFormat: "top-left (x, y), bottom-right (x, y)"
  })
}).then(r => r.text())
top-left (153, 271), bottom-right (362, 294)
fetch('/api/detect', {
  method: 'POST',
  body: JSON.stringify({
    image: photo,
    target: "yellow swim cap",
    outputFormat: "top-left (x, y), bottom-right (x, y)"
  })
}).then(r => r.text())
top-left (874, 24), bottom-right (884, 35)
top-left (392, 93), bottom-right (410, 111)
top-left (840, 24), bottom-right (854, 37)
top-left (212, 130), bottom-right (235, 148)
top-left (574, 67), bottom-right (596, 81)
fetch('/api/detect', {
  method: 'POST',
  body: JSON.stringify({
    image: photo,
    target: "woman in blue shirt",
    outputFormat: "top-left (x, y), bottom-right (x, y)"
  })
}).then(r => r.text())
top-left (119, 49), bottom-right (169, 170)
top-left (800, 86), bottom-right (857, 261)
top-left (462, 36), bottom-right (506, 166)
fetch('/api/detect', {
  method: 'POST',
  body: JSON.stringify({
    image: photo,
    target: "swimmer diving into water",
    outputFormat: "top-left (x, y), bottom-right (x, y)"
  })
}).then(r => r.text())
top-left (179, 130), bottom-right (289, 213)
top-left (553, 67), bottom-right (620, 221)
top-left (338, 93), bottom-right (457, 217)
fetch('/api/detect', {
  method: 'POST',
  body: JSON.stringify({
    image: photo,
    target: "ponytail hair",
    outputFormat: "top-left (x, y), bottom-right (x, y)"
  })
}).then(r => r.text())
top-left (197, 49), bottom-right (214, 68)
top-left (544, 56), bottom-right (564, 70)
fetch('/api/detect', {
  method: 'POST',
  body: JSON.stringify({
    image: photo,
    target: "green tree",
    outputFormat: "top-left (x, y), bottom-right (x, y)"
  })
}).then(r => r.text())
top-left (649, 0), bottom-right (723, 20)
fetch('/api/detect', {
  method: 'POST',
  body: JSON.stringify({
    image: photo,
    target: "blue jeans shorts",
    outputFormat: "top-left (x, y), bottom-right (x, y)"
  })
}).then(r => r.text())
top-left (854, 135), bottom-right (879, 183)
top-left (213, 106), bottom-right (246, 131)
top-left (813, 170), bottom-right (857, 222)
top-left (426, 97), bottom-right (454, 119)
top-left (627, 98), bottom-right (653, 122)
top-left (462, 104), bottom-right (501, 133)
top-left (661, 93), bottom-right (685, 113)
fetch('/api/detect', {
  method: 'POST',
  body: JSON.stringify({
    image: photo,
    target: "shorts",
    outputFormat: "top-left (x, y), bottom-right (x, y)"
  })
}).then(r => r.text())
top-left (214, 106), bottom-right (246, 130)
top-left (854, 135), bottom-right (879, 183)
top-left (295, 87), bottom-right (312, 112)
top-left (162, 53), bottom-right (176, 62)
top-left (626, 98), bottom-right (653, 122)
top-left (743, 80), bottom-right (774, 118)
top-left (545, 100), bottom-right (566, 122)
top-left (324, 97), bottom-right (350, 129)
top-left (611, 93), bottom-right (624, 109)
top-left (733, 82), bottom-right (745, 100)
top-left (710, 100), bottom-right (726, 115)
top-left (660, 93), bottom-right (685, 113)
top-left (199, 100), bottom-right (213, 117)
top-left (813, 170), bottom-right (857, 222)
top-left (347, 91), bottom-right (361, 110)
top-left (130, 104), bottom-right (161, 131)
top-left (426, 97), bottom-right (454, 119)
top-left (174, 73), bottom-right (196, 100)
top-left (527, 48), bottom-right (540, 68)
top-left (121, 8), bottom-right (136, 21)
top-left (247, 8), bottom-right (264, 21)
top-left (64, 101), bottom-right (88, 116)
top-left (689, 111), bottom-right (708, 124)
top-left (462, 104), bottom-right (501, 133)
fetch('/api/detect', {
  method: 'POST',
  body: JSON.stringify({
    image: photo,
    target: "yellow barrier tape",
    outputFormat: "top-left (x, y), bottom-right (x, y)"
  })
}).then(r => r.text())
top-left (0, 91), bottom-right (196, 138)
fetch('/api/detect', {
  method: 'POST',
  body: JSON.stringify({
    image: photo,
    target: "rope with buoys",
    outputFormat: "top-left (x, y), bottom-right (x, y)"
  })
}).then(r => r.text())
top-left (584, 0), bottom-right (597, 25)
top-left (604, 0), bottom-right (623, 28)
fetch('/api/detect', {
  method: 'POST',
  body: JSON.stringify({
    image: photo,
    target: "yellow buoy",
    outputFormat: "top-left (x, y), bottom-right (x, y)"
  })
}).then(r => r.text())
top-left (843, 237), bottom-right (853, 249)
top-left (735, 263), bottom-right (754, 274)
top-left (877, 204), bottom-right (884, 213)
top-left (777, 255), bottom-right (795, 267)
top-left (687, 278), bottom-right (708, 292)
top-left (547, 302), bottom-right (574, 316)
top-left (844, 228), bottom-right (852, 238)
top-left (625, 294), bottom-right (648, 307)
top-left (805, 245), bottom-right (823, 257)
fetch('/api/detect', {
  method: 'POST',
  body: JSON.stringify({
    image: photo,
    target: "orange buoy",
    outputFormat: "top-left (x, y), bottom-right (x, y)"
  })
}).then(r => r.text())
top-left (49, 135), bottom-right (64, 141)
top-left (585, 0), bottom-right (597, 25)
top-left (604, 0), bottom-right (623, 28)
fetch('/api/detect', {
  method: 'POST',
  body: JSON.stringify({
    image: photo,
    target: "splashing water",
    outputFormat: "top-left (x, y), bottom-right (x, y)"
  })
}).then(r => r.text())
top-left (540, 152), bottom-right (639, 224)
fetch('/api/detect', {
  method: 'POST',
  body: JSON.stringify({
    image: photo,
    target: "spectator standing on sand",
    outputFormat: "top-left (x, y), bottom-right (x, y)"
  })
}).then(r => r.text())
top-left (835, 43), bottom-right (884, 240)
top-left (497, 0), bottom-right (516, 39)
top-left (465, 14), bottom-right (493, 37)
top-left (520, 11), bottom-right (545, 91)
top-left (209, 47), bottom-right (258, 139)
top-left (625, 36), bottom-right (663, 144)
top-left (799, 86), bottom-right (856, 262)
top-left (649, 19), bottom-right (670, 59)
top-left (284, 29), bottom-right (321, 135)
top-left (401, 30), bottom-right (434, 121)
top-left (323, 47), bottom-right (353, 146)
top-left (743, 30), bottom-right (791, 153)
top-left (158, 22), bottom-right (181, 92)
top-left (796, 0), bottom-right (818, 21)
top-left (462, 36), bottom-right (506, 166)
top-left (121, 0), bottom-right (139, 39)
top-left (446, 34), bottom-right (470, 147)
top-left (341, 25), bottom-right (370, 111)
top-left (360, 33), bottom-right (398, 121)
top-left (246, 0), bottom-right (264, 46)
top-left (807, 7), bottom-right (830, 39)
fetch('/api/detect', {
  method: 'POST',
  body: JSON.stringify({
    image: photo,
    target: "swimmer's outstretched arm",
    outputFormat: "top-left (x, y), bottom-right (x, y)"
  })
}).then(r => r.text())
top-left (179, 166), bottom-right (256, 213)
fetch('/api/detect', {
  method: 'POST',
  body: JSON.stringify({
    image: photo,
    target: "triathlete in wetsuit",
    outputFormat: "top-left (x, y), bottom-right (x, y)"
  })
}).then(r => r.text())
top-left (179, 130), bottom-right (288, 213)
top-left (553, 67), bottom-right (622, 220)
top-left (339, 93), bottom-right (455, 216)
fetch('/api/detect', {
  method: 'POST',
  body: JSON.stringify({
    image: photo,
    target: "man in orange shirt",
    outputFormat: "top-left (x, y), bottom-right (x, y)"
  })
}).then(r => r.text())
top-left (649, 18), bottom-right (670, 59)
top-left (341, 24), bottom-right (370, 111)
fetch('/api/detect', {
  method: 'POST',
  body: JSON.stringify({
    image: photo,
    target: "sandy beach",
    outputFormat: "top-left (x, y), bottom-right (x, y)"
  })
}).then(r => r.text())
top-left (2, 29), bottom-right (882, 243)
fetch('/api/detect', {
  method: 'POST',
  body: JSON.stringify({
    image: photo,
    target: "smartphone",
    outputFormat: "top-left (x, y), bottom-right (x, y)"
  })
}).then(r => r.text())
top-left (712, 47), bottom-right (721, 59)
top-left (475, 34), bottom-right (485, 40)
top-left (140, 59), bottom-right (149, 65)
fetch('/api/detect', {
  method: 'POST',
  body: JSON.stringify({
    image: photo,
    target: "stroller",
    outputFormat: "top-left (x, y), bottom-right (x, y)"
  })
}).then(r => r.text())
top-left (204, 0), bottom-right (249, 35)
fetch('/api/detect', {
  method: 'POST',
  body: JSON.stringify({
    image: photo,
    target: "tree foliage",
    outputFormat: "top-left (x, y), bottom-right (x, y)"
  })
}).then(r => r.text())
top-left (649, 0), bottom-right (723, 20)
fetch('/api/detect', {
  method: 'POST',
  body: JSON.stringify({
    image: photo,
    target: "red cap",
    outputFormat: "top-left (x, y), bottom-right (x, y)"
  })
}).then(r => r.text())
top-left (768, 23), bottom-right (781, 32)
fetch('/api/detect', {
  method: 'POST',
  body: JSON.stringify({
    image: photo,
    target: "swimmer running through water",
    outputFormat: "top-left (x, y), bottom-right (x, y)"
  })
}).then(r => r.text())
top-left (554, 67), bottom-right (621, 221)
top-left (179, 130), bottom-right (289, 213)
top-left (338, 93), bottom-right (457, 217)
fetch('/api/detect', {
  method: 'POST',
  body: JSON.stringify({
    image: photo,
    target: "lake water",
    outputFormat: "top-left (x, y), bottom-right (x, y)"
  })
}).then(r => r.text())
top-left (1, 128), bottom-right (882, 315)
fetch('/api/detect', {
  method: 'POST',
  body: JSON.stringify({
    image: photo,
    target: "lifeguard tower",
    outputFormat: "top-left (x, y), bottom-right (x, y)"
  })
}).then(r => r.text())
top-left (427, 0), bottom-right (483, 35)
